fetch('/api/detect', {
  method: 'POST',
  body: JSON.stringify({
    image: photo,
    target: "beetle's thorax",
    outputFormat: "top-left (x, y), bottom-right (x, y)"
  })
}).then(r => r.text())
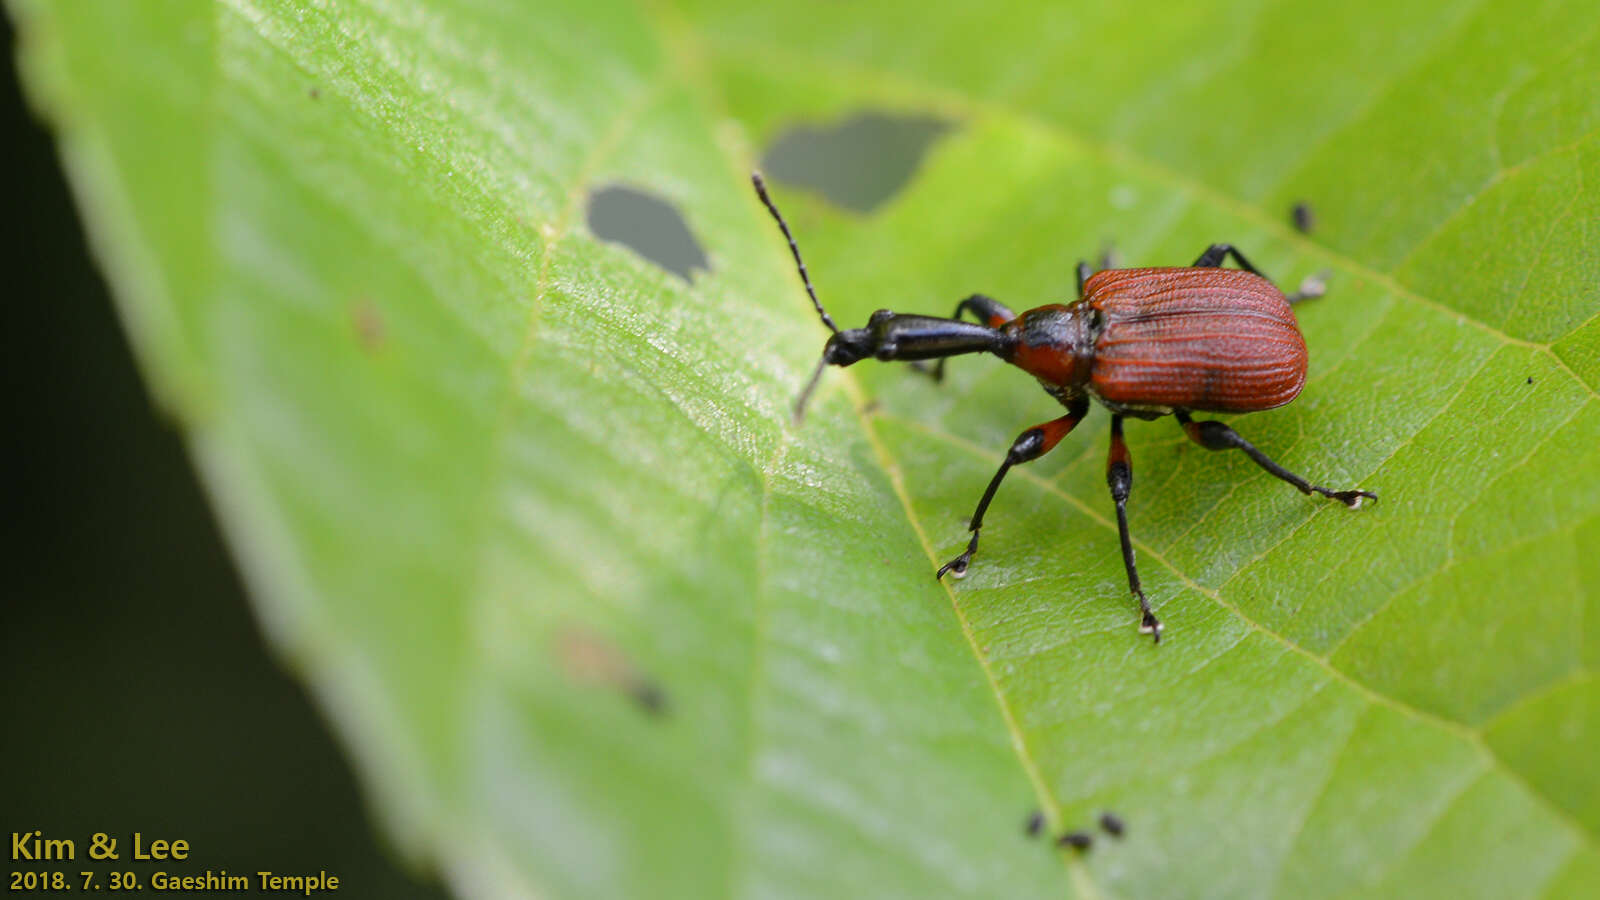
top-left (1000, 302), bottom-right (1098, 397)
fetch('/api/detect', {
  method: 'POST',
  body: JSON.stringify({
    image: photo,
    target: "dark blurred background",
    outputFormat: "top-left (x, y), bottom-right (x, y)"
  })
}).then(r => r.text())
top-left (2, 18), bottom-right (445, 898)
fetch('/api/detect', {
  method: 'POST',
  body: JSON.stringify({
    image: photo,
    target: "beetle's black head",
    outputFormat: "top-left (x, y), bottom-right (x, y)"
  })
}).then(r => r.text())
top-left (822, 327), bottom-right (875, 367)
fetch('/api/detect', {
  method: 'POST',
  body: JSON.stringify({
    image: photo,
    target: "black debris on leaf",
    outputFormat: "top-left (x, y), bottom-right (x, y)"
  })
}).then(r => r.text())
top-left (1057, 831), bottom-right (1093, 851)
top-left (1098, 811), bottom-right (1125, 838)
top-left (1291, 201), bottom-right (1316, 234)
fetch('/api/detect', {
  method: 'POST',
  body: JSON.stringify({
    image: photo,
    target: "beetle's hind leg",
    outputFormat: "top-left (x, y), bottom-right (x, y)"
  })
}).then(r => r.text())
top-left (938, 401), bottom-right (1087, 580)
top-left (915, 294), bottom-right (1016, 382)
top-left (1192, 243), bottom-right (1330, 303)
top-left (1284, 270), bottom-right (1332, 305)
top-left (1175, 412), bottom-right (1376, 507)
top-left (1107, 416), bottom-right (1161, 643)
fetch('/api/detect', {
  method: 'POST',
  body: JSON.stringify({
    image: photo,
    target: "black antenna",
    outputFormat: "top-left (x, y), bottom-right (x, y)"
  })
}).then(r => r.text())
top-left (752, 172), bottom-right (838, 334)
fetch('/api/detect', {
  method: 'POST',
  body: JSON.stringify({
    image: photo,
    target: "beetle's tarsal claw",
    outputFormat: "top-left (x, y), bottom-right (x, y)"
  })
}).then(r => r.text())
top-left (1332, 488), bottom-right (1377, 508)
top-left (1140, 611), bottom-right (1162, 643)
top-left (937, 532), bottom-right (980, 580)
top-left (1286, 269), bottom-right (1331, 304)
top-left (937, 552), bottom-right (972, 580)
top-left (1318, 486), bottom-right (1382, 509)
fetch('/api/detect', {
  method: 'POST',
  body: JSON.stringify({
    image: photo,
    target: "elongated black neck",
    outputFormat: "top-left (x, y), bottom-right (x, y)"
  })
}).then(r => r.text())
top-left (825, 312), bottom-right (1011, 366)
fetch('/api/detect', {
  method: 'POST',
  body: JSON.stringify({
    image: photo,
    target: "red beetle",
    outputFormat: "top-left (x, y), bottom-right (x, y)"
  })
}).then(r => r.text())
top-left (754, 174), bottom-right (1374, 642)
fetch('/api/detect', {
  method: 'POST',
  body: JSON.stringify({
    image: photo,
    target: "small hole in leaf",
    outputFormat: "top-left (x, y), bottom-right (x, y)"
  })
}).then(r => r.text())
top-left (761, 111), bottom-right (954, 212)
top-left (586, 184), bottom-right (709, 282)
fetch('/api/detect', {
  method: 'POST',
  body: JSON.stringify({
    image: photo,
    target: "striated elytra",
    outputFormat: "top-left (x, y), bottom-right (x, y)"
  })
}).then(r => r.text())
top-left (1072, 267), bottom-right (1307, 412)
top-left (754, 173), bottom-right (1375, 643)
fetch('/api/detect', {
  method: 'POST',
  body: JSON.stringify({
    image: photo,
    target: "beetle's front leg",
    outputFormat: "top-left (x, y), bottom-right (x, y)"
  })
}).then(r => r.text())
top-left (938, 400), bottom-right (1089, 580)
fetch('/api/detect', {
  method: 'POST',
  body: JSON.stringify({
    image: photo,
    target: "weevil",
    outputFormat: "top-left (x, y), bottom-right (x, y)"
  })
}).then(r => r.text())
top-left (752, 174), bottom-right (1374, 643)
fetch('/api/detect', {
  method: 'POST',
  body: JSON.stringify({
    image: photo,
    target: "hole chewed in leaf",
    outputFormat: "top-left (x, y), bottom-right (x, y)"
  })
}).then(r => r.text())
top-left (586, 184), bottom-right (709, 282)
top-left (761, 111), bottom-right (954, 212)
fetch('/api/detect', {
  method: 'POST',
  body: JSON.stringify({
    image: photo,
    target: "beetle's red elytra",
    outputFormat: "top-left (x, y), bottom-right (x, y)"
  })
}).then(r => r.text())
top-left (1079, 267), bottom-right (1307, 411)
top-left (752, 173), bottom-right (1374, 643)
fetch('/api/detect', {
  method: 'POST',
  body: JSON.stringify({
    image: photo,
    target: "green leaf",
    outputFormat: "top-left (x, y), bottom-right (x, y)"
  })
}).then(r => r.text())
top-left (13, 0), bottom-right (1599, 896)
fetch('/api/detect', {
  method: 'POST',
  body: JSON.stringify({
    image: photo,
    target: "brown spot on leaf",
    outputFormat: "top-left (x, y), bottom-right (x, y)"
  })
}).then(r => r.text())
top-left (554, 625), bottom-right (668, 717)
top-left (350, 297), bottom-right (385, 350)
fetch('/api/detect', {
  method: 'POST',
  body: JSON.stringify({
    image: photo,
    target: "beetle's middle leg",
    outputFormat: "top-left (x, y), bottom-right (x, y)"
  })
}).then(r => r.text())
top-left (1108, 415), bottom-right (1161, 643)
top-left (1174, 412), bottom-right (1377, 507)
top-left (938, 399), bottom-right (1089, 581)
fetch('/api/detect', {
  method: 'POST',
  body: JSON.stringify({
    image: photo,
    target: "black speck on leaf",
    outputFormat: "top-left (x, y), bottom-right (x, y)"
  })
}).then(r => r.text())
top-left (1057, 831), bottom-right (1092, 851)
top-left (1291, 201), bottom-right (1316, 234)
top-left (1099, 811), bottom-right (1125, 837)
